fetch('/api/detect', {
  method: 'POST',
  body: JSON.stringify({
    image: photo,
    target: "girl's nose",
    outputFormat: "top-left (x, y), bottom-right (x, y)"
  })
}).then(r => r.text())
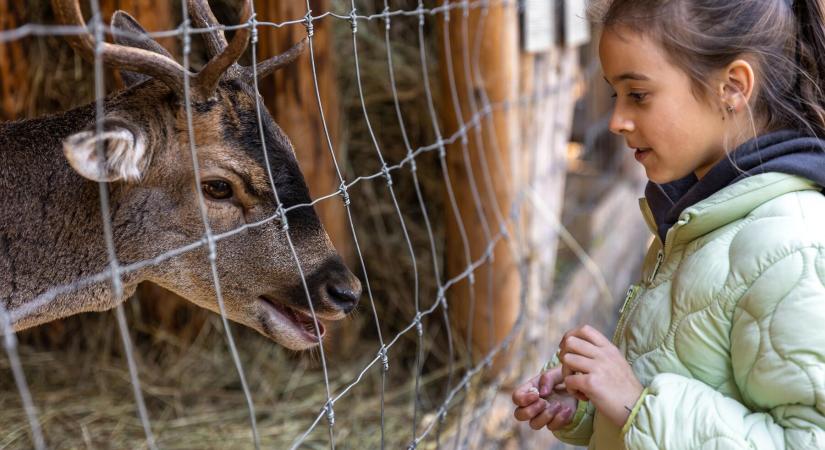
top-left (608, 110), bottom-right (635, 135)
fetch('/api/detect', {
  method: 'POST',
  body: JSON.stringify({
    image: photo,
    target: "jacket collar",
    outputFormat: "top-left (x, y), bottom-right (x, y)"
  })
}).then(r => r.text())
top-left (640, 173), bottom-right (819, 248)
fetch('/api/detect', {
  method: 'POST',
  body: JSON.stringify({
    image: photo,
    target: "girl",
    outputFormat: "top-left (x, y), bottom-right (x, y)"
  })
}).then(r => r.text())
top-left (512, 0), bottom-right (825, 448)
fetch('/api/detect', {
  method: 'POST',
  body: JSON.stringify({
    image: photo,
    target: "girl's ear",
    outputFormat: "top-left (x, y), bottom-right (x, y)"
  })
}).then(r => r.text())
top-left (719, 59), bottom-right (756, 112)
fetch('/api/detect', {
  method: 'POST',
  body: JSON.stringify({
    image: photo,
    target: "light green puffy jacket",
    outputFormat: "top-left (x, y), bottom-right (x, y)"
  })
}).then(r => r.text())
top-left (554, 172), bottom-right (825, 449)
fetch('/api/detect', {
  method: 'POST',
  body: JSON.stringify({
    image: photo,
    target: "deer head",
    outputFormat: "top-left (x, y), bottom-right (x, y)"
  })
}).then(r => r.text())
top-left (49, 0), bottom-right (360, 350)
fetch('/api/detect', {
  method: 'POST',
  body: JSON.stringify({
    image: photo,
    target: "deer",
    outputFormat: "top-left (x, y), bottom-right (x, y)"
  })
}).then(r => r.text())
top-left (0, 0), bottom-right (361, 351)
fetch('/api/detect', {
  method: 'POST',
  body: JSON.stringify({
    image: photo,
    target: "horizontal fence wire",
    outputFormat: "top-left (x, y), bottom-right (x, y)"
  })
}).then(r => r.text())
top-left (0, 0), bottom-right (583, 448)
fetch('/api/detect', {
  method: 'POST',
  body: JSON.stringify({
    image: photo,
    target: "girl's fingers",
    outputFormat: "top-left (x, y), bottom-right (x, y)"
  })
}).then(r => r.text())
top-left (569, 325), bottom-right (611, 347)
top-left (513, 399), bottom-right (548, 421)
top-left (564, 373), bottom-right (590, 398)
top-left (561, 335), bottom-right (601, 359)
top-left (512, 375), bottom-right (541, 407)
top-left (560, 353), bottom-right (595, 374)
top-left (538, 367), bottom-right (562, 397)
top-left (546, 405), bottom-right (574, 431)
top-left (528, 402), bottom-right (562, 430)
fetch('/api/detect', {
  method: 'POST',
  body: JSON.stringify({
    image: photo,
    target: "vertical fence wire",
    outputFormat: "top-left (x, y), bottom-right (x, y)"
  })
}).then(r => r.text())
top-left (178, 2), bottom-right (260, 447)
top-left (344, 1), bottom-right (429, 446)
top-left (88, 0), bottom-right (157, 446)
top-left (380, 2), bottom-right (456, 448)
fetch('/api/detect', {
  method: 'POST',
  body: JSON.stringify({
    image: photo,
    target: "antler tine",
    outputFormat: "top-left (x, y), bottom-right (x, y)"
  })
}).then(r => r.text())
top-left (51, 0), bottom-right (187, 98)
top-left (241, 38), bottom-right (307, 83)
top-left (194, 0), bottom-right (251, 98)
top-left (187, 0), bottom-right (227, 58)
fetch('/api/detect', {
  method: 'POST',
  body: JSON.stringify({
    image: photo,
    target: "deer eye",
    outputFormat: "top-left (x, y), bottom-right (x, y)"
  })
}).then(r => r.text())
top-left (202, 179), bottom-right (233, 200)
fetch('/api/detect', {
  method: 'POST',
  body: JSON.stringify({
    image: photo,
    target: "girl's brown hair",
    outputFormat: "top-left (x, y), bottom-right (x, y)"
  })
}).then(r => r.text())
top-left (589, 0), bottom-right (825, 138)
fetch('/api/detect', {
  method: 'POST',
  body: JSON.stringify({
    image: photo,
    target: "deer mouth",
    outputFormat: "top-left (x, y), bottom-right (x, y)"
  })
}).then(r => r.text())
top-left (258, 295), bottom-right (326, 343)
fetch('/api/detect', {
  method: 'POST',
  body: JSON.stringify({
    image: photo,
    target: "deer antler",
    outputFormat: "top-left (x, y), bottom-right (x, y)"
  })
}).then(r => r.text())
top-left (190, 0), bottom-right (251, 96)
top-left (54, 0), bottom-right (304, 100)
top-left (187, 0), bottom-right (228, 58)
top-left (240, 38), bottom-right (307, 83)
top-left (51, 0), bottom-right (187, 98)
top-left (188, 0), bottom-right (307, 84)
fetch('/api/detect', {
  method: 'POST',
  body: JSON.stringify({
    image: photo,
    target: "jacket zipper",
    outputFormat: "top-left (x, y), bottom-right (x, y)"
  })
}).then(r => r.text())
top-left (614, 248), bottom-right (664, 344)
top-left (648, 249), bottom-right (664, 284)
top-left (613, 284), bottom-right (641, 342)
top-left (614, 212), bottom-right (687, 345)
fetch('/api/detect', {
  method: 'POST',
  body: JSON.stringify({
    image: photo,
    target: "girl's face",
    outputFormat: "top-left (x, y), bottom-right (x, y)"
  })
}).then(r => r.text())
top-left (599, 27), bottom-right (730, 183)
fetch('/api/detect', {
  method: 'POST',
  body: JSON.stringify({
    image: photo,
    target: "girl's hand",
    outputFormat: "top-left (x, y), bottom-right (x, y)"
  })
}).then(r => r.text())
top-left (512, 366), bottom-right (579, 431)
top-left (558, 325), bottom-right (644, 428)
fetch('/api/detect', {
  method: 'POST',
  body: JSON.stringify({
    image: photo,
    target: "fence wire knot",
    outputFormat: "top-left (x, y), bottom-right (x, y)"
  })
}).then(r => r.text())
top-left (275, 204), bottom-right (289, 231)
top-left (338, 181), bottom-right (351, 206)
top-left (380, 163), bottom-right (393, 186)
top-left (437, 288), bottom-right (447, 310)
top-left (438, 144), bottom-right (446, 159)
top-left (414, 312), bottom-right (423, 336)
top-left (181, 19), bottom-right (192, 55)
top-left (378, 346), bottom-right (389, 372)
top-left (349, 9), bottom-right (358, 34)
top-left (408, 156), bottom-right (417, 172)
top-left (303, 11), bottom-right (314, 38)
top-left (206, 238), bottom-right (218, 263)
top-left (383, 6), bottom-right (391, 30)
top-left (323, 400), bottom-right (335, 427)
top-left (417, 3), bottom-right (426, 27)
top-left (249, 14), bottom-right (258, 44)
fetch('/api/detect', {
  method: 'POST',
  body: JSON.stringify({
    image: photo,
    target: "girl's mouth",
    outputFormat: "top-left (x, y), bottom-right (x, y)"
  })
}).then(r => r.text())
top-left (634, 148), bottom-right (652, 162)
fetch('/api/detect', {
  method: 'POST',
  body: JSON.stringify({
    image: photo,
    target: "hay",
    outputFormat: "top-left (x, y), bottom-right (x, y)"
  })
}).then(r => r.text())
top-left (1, 310), bottom-right (466, 448)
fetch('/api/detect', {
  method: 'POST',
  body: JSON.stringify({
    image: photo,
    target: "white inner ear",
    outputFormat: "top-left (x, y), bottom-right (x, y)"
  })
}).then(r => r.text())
top-left (63, 127), bottom-right (147, 182)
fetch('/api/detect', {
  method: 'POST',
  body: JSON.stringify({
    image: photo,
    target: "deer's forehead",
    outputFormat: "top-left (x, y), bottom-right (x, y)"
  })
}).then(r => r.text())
top-left (180, 97), bottom-right (273, 198)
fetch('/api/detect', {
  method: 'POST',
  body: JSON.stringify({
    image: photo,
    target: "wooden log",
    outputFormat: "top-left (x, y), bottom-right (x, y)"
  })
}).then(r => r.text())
top-left (0, 0), bottom-right (30, 120)
top-left (439, 2), bottom-right (521, 373)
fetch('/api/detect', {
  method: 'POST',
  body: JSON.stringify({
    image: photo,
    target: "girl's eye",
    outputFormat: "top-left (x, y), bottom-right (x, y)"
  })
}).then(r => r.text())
top-left (629, 92), bottom-right (647, 102)
top-left (202, 180), bottom-right (233, 200)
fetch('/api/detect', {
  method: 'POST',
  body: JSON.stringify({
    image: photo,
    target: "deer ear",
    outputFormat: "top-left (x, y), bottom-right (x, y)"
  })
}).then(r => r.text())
top-left (63, 121), bottom-right (149, 183)
top-left (111, 10), bottom-right (173, 86)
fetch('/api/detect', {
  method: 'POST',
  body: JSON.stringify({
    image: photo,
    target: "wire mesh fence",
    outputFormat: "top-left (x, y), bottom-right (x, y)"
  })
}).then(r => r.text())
top-left (0, 0), bottom-right (590, 448)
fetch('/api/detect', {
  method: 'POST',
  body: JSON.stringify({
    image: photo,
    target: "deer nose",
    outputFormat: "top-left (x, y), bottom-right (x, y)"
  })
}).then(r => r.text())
top-left (326, 282), bottom-right (359, 314)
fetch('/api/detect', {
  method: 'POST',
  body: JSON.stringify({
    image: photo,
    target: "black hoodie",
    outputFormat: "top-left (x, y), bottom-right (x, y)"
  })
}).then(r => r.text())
top-left (645, 130), bottom-right (825, 244)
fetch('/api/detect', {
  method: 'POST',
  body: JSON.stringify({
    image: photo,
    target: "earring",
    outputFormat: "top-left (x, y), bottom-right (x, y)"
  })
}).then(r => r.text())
top-left (726, 105), bottom-right (735, 113)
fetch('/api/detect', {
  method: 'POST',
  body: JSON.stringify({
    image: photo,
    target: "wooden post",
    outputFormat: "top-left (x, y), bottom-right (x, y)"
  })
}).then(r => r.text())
top-left (439, 2), bottom-right (521, 373)
top-left (0, 1), bottom-right (29, 120)
top-left (253, 0), bottom-right (349, 262)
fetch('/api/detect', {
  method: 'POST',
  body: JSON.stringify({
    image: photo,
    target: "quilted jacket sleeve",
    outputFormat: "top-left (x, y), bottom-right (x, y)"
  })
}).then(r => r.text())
top-left (624, 247), bottom-right (825, 449)
top-left (552, 399), bottom-right (595, 446)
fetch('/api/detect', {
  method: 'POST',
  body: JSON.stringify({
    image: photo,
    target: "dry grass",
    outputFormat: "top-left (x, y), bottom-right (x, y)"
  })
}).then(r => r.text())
top-left (2, 308), bottom-right (469, 449)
